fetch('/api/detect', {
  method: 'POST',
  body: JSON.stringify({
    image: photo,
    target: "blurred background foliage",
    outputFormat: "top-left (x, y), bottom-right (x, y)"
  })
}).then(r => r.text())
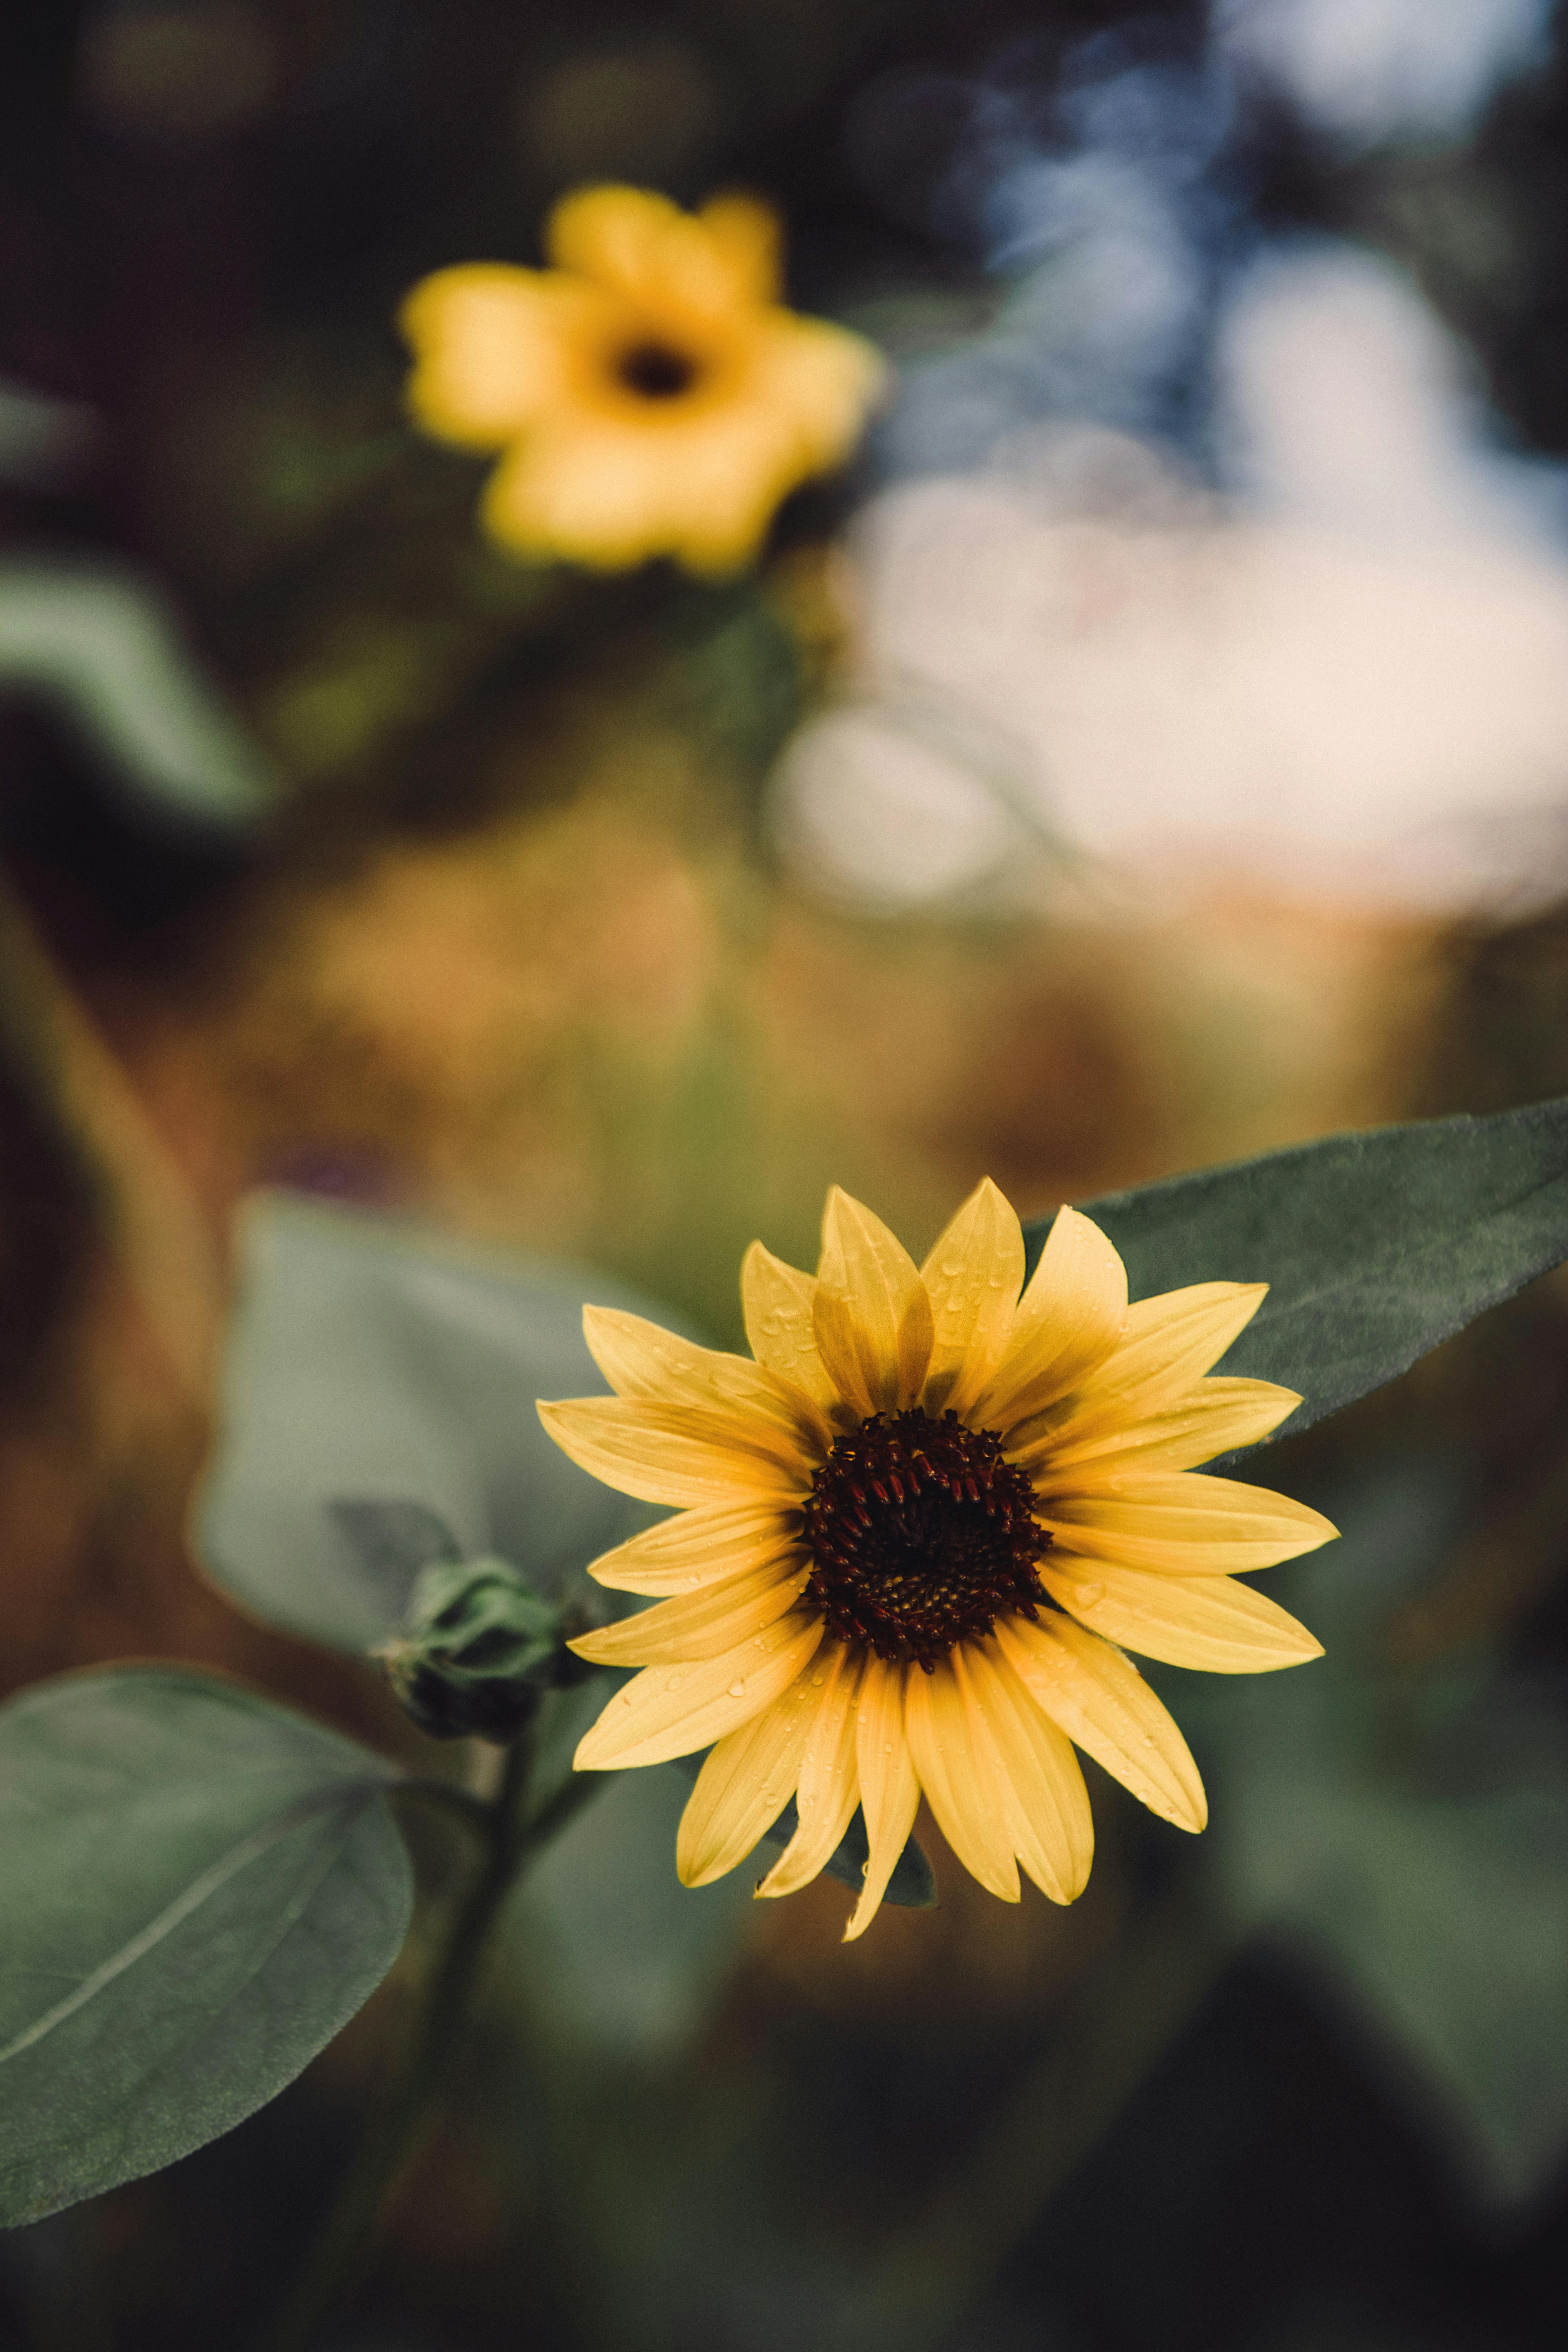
top-left (3, 1), bottom-right (1568, 2348)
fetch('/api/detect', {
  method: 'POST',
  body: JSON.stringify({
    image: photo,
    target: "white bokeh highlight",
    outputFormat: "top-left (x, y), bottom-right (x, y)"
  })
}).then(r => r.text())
top-left (1214, 0), bottom-right (1552, 149)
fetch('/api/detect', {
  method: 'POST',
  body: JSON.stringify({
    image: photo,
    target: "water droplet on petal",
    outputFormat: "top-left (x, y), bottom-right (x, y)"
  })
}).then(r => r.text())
top-left (666, 1672), bottom-right (685, 1692)
top-left (728, 1678), bottom-right (746, 1698)
top-left (1076, 1580), bottom-right (1105, 1608)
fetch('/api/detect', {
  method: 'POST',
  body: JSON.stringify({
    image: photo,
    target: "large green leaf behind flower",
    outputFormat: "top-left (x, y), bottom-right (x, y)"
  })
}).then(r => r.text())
top-left (0, 1669), bottom-right (412, 2226)
top-left (198, 1195), bottom-right (660, 1652)
top-left (1050, 1096), bottom-right (1568, 1431)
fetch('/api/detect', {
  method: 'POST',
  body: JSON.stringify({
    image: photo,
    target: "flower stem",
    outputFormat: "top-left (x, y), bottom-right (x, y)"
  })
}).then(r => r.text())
top-left (258, 1739), bottom-right (546, 2352)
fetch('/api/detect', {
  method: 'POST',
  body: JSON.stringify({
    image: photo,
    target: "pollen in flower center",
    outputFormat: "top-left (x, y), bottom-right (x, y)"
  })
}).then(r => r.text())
top-left (615, 339), bottom-right (700, 398)
top-left (801, 1407), bottom-right (1051, 1672)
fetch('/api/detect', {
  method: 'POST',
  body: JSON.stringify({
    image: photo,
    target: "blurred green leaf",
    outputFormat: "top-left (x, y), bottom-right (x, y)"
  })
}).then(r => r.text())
top-left (1060, 1095), bottom-right (1568, 1435)
top-left (197, 1197), bottom-right (667, 1651)
top-left (0, 557), bottom-right (275, 831)
top-left (1219, 1687), bottom-right (1568, 2209)
top-left (1190, 1451), bottom-right (1568, 2210)
top-left (0, 1668), bottom-right (412, 2225)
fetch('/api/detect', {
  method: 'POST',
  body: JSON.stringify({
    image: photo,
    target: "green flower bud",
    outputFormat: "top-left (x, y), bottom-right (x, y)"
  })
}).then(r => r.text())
top-left (375, 1554), bottom-right (584, 1741)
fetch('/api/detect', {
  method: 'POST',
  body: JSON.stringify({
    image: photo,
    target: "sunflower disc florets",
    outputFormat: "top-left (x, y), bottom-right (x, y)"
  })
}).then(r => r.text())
top-left (802, 1407), bottom-right (1049, 1670)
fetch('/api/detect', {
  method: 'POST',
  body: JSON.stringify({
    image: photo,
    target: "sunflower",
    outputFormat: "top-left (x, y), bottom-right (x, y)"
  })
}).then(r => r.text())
top-left (399, 185), bottom-right (885, 577)
top-left (539, 1182), bottom-right (1334, 1940)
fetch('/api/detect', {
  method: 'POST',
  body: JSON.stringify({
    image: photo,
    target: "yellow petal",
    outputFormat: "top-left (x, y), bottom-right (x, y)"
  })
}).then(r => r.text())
top-left (845, 1657), bottom-right (920, 1942)
top-left (814, 1187), bottom-right (932, 1415)
top-left (658, 412), bottom-right (806, 573)
top-left (746, 312), bottom-right (887, 467)
top-left (568, 1555), bottom-right (812, 1665)
top-left (1035, 1470), bottom-right (1337, 1574)
top-left (537, 1397), bottom-right (807, 1508)
top-left (585, 1499), bottom-right (801, 1595)
top-left (811, 1287), bottom-right (879, 1420)
top-left (970, 1206), bottom-right (1127, 1429)
top-left (919, 1176), bottom-right (1026, 1418)
top-left (755, 1643), bottom-right (864, 1899)
top-left (548, 185), bottom-right (790, 322)
top-left (697, 194), bottom-right (782, 306)
top-left (1024, 1378), bottom-right (1301, 1478)
top-left (546, 185), bottom-right (688, 299)
top-left (741, 1242), bottom-right (837, 1410)
top-left (1026, 1283), bottom-right (1268, 1457)
top-left (675, 1670), bottom-right (820, 1886)
top-left (573, 1609), bottom-right (824, 1769)
top-left (480, 419), bottom-right (684, 570)
top-left (958, 1644), bottom-right (1093, 1901)
top-left (399, 264), bottom-right (586, 446)
top-left (583, 1305), bottom-right (831, 1457)
top-left (1042, 1555), bottom-right (1324, 1673)
top-left (991, 1611), bottom-right (1206, 1831)
top-left (903, 1657), bottom-right (1020, 1902)
top-left (482, 385), bottom-right (814, 576)
top-left (896, 1285), bottom-right (937, 1410)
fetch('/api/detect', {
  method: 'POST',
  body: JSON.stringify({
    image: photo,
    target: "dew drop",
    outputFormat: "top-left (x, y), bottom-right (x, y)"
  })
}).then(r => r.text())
top-left (728, 1678), bottom-right (746, 1698)
top-left (1077, 1579), bottom-right (1105, 1607)
top-left (665, 1673), bottom-right (685, 1692)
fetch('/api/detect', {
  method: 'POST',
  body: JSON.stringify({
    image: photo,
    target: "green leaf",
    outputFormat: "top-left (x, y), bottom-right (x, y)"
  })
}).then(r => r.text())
top-left (0, 1668), bottom-right (412, 2225)
top-left (0, 558), bottom-right (275, 833)
top-left (1045, 1095), bottom-right (1568, 1437)
top-left (197, 1197), bottom-right (669, 1652)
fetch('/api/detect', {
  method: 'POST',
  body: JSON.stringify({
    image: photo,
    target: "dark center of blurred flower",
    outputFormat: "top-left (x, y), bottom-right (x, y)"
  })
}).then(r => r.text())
top-left (802, 1408), bottom-right (1049, 1672)
top-left (615, 340), bottom-right (699, 398)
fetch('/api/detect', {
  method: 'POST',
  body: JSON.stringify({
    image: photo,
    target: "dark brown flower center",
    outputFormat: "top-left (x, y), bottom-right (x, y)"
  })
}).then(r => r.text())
top-left (801, 1407), bottom-right (1050, 1672)
top-left (615, 340), bottom-right (699, 399)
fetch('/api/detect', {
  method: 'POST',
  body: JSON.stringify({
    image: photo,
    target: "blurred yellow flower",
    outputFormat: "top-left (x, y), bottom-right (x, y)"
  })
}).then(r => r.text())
top-left (399, 185), bottom-right (885, 576)
top-left (540, 1181), bottom-right (1334, 1940)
